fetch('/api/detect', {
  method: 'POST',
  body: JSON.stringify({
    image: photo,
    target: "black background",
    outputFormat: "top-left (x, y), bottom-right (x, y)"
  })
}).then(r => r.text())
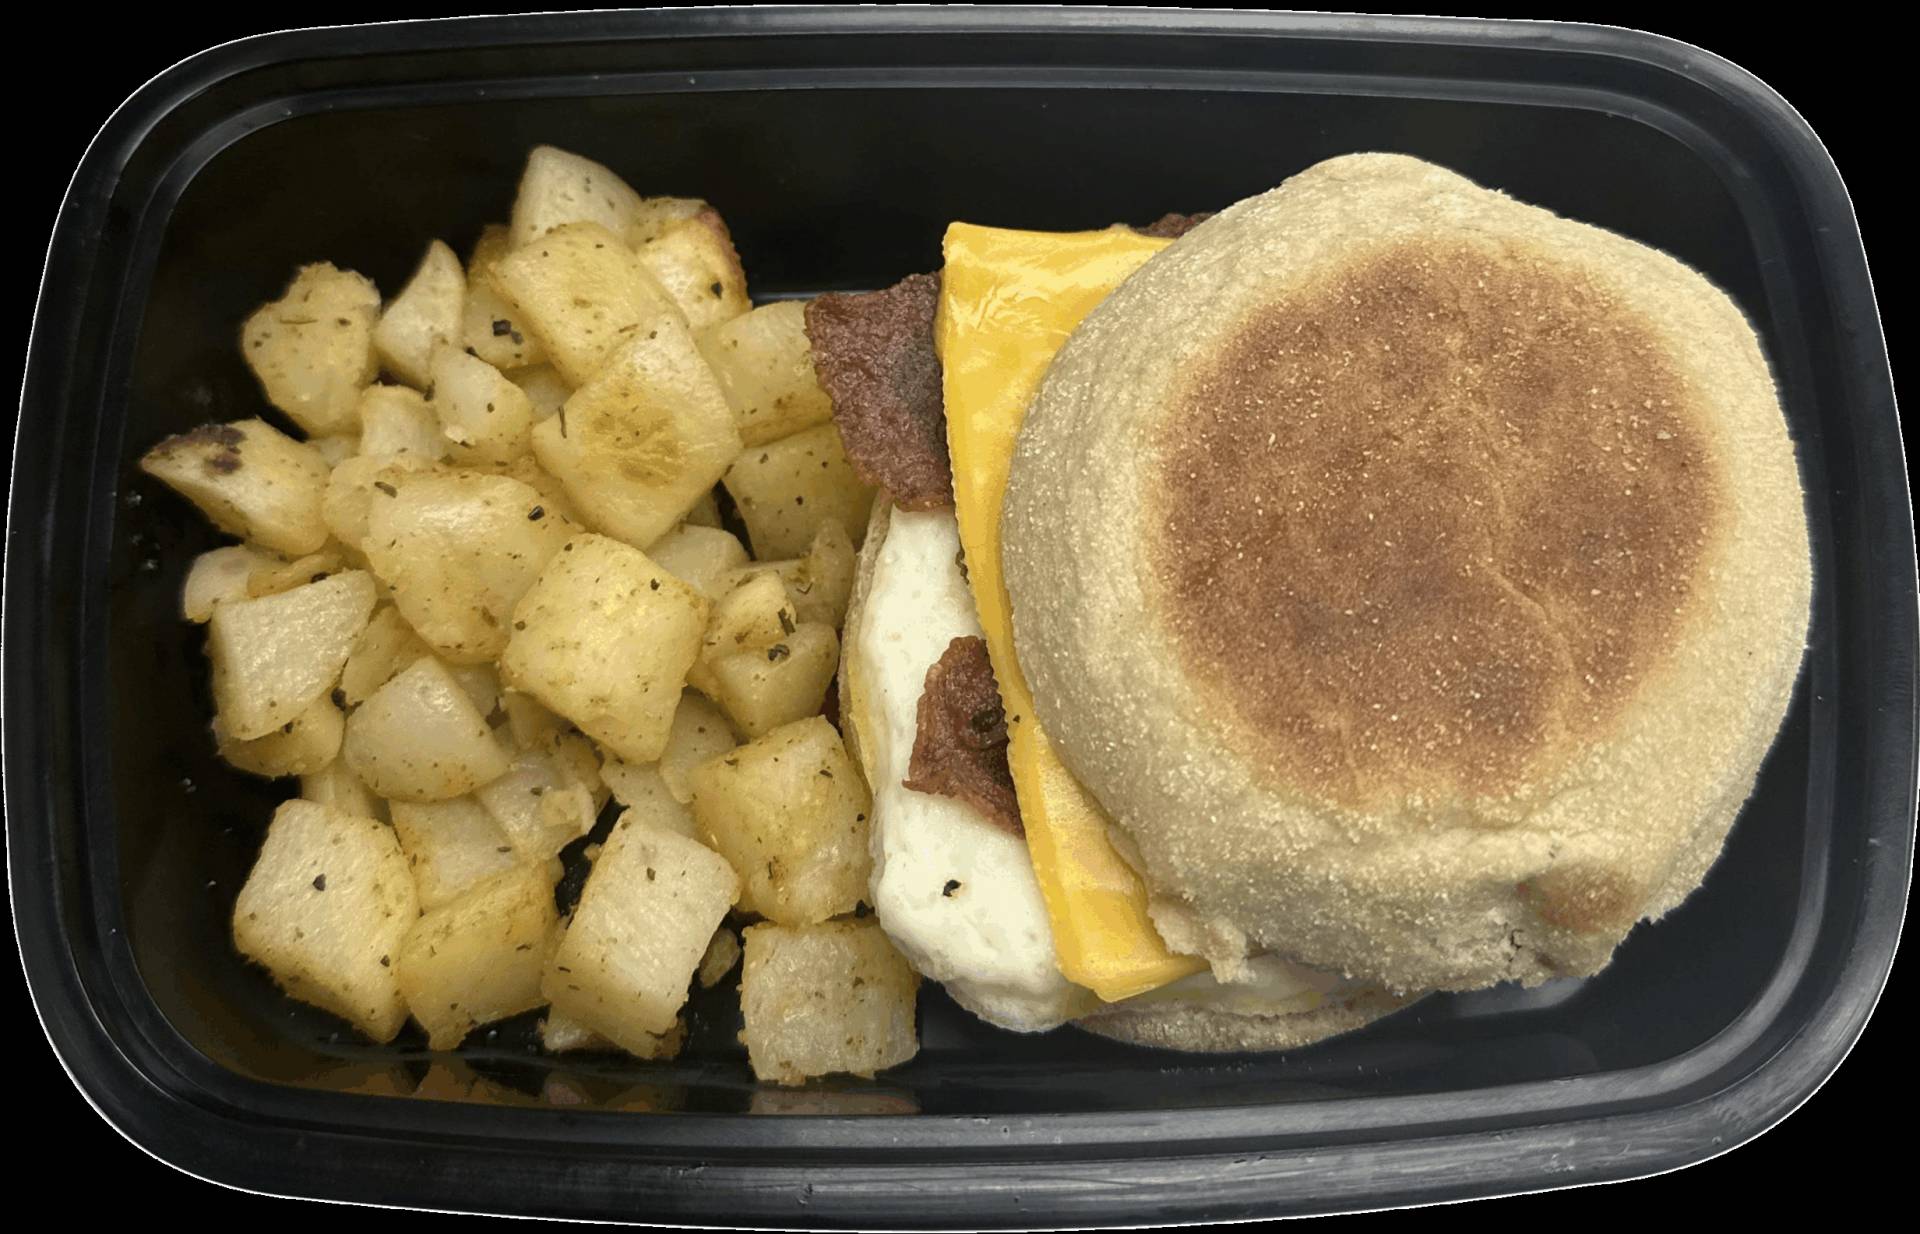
top-left (4, 7), bottom-right (1905, 1228)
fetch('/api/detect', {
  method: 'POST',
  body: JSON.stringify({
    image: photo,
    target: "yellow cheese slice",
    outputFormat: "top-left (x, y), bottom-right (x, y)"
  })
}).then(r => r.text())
top-left (936, 222), bottom-right (1205, 1002)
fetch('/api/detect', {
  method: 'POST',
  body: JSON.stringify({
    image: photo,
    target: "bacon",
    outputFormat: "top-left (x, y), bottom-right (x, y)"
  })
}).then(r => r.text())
top-left (903, 636), bottom-right (1021, 837)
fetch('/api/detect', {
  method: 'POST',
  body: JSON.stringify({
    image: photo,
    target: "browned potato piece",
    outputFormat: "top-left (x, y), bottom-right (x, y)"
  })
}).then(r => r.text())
top-left (215, 693), bottom-right (344, 778)
top-left (232, 800), bottom-right (418, 1043)
top-left (722, 423), bottom-right (876, 560)
top-left (687, 716), bottom-right (872, 924)
top-left (207, 570), bottom-right (376, 740)
top-left (342, 655), bottom-right (511, 801)
top-left (506, 363), bottom-right (570, 421)
top-left (363, 471), bottom-right (571, 664)
top-left (321, 453), bottom-right (444, 554)
top-left (531, 323), bottom-right (743, 548)
top-left (462, 225), bottom-right (544, 370)
top-left (597, 762), bottom-right (697, 840)
top-left (389, 796), bottom-right (523, 910)
top-left (300, 760), bottom-right (385, 822)
top-left (181, 544), bottom-right (278, 622)
top-left (487, 221), bottom-right (684, 387)
top-left (473, 749), bottom-right (598, 862)
top-left (722, 519), bottom-right (857, 630)
top-left (358, 384), bottom-right (449, 460)
top-left (697, 926), bottom-right (741, 988)
top-left (428, 344), bottom-right (535, 466)
top-left (508, 146), bottom-right (646, 250)
top-left (697, 300), bottom-right (834, 447)
top-left (645, 523), bottom-right (749, 601)
top-left (636, 210), bottom-right (749, 333)
top-left (396, 862), bottom-right (556, 1049)
top-left (739, 920), bottom-right (919, 1085)
top-left (655, 691), bottom-right (737, 803)
top-left (339, 604), bottom-right (431, 705)
top-left (542, 818), bottom-right (739, 1053)
top-left (373, 240), bottom-right (465, 389)
top-left (241, 263), bottom-right (380, 437)
top-left (141, 419), bottom-right (332, 556)
top-left (702, 620), bottom-right (839, 739)
top-left (500, 534), bottom-right (708, 764)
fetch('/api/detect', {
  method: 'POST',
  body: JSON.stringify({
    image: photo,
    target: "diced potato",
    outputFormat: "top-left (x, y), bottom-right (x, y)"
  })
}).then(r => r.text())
top-left (232, 800), bottom-right (418, 1043)
top-left (363, 471), bottom-right (571, 663)
top-left (551, 731), bottom-right (608, 810)
top-left (539, 1009), bottom-right (614, 1054)
top-left (310, 435), bottom-right (359, 467)
top-left (739, 920), bottom-right (919, 1085)
top-left (141, 419), bottom-right (331, 556)
top-left (500, 534), bottom-right (708, 763)
top-left (500, 689), bottom-right (565, 752)
top-left (597, 764), bottom-right (697, 840)
top-left (645, 523), bottom-right (749, 600)
top-left (343, 655), bottom-right (511, 801)
top-left (636, 210), bottom-right (749, 333)
top-left (474, 454), bottom-right (583, 526)
top-left (389, 796), bottom-right (522, 910)
top-left (357, 385), bottom-right (449, 461)
top-left (487, 221), bottom-right (684, 387)
top-left (215, 693), bottom-right (344, 778)
top-left (626, 196), bottom-right (707, 248)
top-left (462, 225), bottom-right (544, 369)
top-left (340, 604), bottom-right (431, 704)
top-left (687, 717), bottom-right (871, 924)
top-left (246, 548), bottom-right (345, 598)
top-left (722, 423), bottom-right (876, 560)
top-left (240, 263), bottom-right (380, 436)
top-left (301, 759), bottom-right (385, 821)
top-left (698, 300), bottom-right (833, 446)
top-left (428, 344), bottom-right (535, 466)
top-left (531, 324), bottom-right (743, 547)
top-left (697, 926), bottom-right (741, 988)
top-left (207, 570), bottom-right (376, 740)
top-left (321, 453), bottom-right (443, 553)
top-left (507, 364), bottom-right (570, 421)
top-left (182, 544), bottom-right (277, 622)
top-left (542, 820), bottom-right (739, 1053)
top-left (657, 691), bottom-right (737, 803)
top-left (699, 573), bottom-right (797, 664)
top-left (508, 146), bottom-right (647, 250)
top-left (373, 240), bottom-right (465, 389)
top-left (703, 620), bottom-right (839, 739)
top-left (396, 862), bottom-right (556, 1049)
top-left (723, 519), bottom-right (857, 629)
top-left (474, 749), bottom-right (597, 862)
top-left (684, 489), bottom-right (723, 529)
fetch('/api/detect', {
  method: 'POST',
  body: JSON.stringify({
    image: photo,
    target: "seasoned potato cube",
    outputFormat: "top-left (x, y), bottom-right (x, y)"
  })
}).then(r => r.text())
top-left (722, 424), bottom-right (876, 560)
top-left (474, 749), bottom-right (598, 862)
top-left (739, 920), bottom-right (919, 1085)
top-left (141, 419), bottom-right (331, 556)
top-left (500, 688), bottom-right (564, 752)
top-left (684, 489), bottom-right (723, 529)
top-left (343, 656), bottom-right (511, 801)
top-left (232, 800), bottom-right (418, 1043)
top-left (597, 763), bottom-right (697, 840)
top-left (182, 544), bottom-right (277, 622)
top-left (531, 324), bottom-right (743, 548)
top-left (539, 1009), bottom-right (614, 1054)
top-left (508, 145), bottom-right (647, 250)
top-left (543, 820), bottom-right (739, 1053)
top-left (389, 795), bottom-right (522, 910)
top-left (357, 384), bottom-right (449, 461)
top-left (241, 263), bottom-right (380, 436)
top-left (645, 523), bottom-right (749, 600)
top-left (501, 534), bottom-right (708, 763)
top-left (636, 210), bottom-right (749, 333)
top-left (626, 196), bottom-right (707, 248)
top-left (488, 221), bottom-right (684, 387)
top-left (244, 548), bottom-right (345, 598)
top-left (428, 344), bottom-right (535, 466)
top-left (215, 693), bottom-right (344, 778)
top-left (364, 471), bottom-right (571, 664)
top-left (698, 300), bottom-right (834, 447)
top-left (301, 759), bottom-right (385, 821)
top-left (507, 363), bottom-right (570, 421)
top-left (473, 454), bottom-right (582, 525)
top-left (698, 926), bottom-right (741, 988)
top-left (462, 225), bottom-right (544, 370)
top-left (687, 716), bottom-right (871, 924)
top-left (340, 604), bottom-right (431, 704)
top-left (657, 691), bottom-right (737, 803)
top-left (373, 240), bottom-right (465, 389)
top-left (310, 435), bottom-right (358, 467)
top-left (700, 573), bottom-right (797, 663)
top-left (208, 570), bottom-right (376, 739)
top-left (397, 862), bottom-right (556, 1049)
top-left (704, 620), bottom-right (840, 739)
top-left (321, 453), bottom-right (443, 553)
top-left (723, 520), bottom-right (857, 629)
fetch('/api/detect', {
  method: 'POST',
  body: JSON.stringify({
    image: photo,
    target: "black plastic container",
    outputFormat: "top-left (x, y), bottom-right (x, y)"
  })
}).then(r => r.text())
top-left (7, 9), bottom-right (1910, 1226)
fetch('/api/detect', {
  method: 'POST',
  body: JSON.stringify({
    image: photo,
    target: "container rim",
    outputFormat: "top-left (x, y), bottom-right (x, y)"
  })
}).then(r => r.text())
top-left (8, 8), bottom-right (1910, 1225)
